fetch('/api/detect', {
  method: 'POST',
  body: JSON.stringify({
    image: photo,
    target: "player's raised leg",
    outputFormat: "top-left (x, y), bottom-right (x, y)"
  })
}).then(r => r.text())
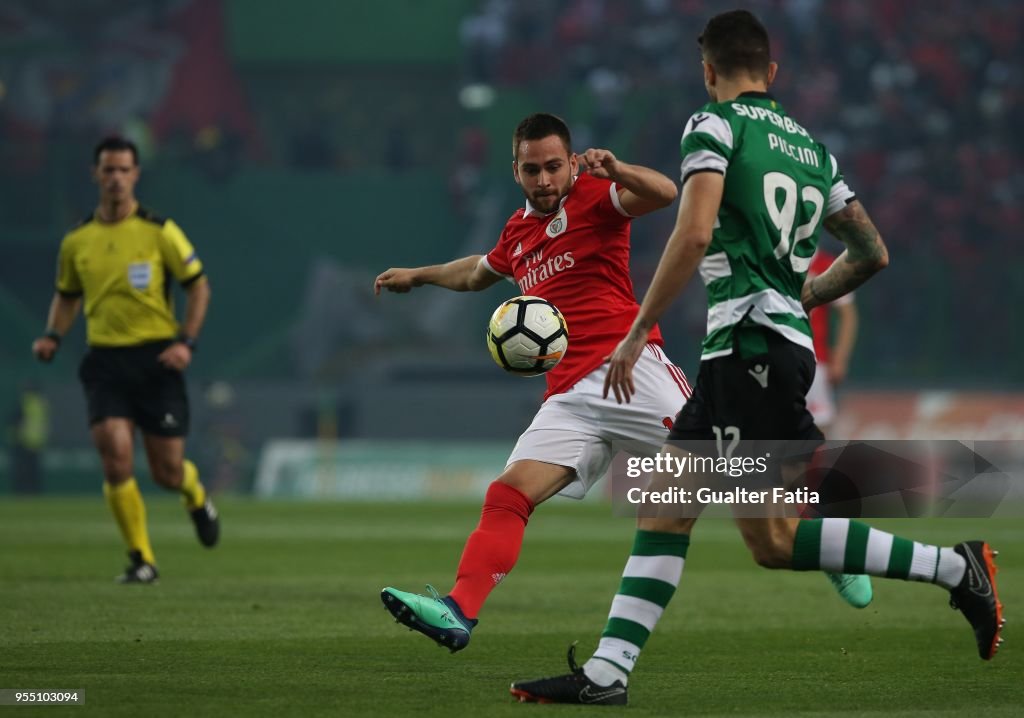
top-left (803, 360), bottom-right (874, 608)
top-left (143, 434), bottom-right (219, 547)
top-left (738, 516), bottom-right (1004, 659)
top-left (382, 459), bottom-right (573, 652)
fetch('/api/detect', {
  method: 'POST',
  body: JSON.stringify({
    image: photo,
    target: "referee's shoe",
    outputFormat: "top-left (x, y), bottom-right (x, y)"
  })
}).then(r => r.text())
top-left (189, 498), bottom-right (220, 548)
top-left (116, 550), bottom-right (159, 584)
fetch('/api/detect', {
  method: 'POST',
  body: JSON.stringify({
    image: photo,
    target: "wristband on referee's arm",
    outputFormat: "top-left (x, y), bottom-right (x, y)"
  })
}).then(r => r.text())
top-left (44, 329), bottom-right (62, 346)
top-left (177, 332), bottom-right (198, 352)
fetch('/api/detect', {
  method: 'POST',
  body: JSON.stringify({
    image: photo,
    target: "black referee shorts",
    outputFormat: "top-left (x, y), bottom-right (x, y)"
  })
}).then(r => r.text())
top-left (78, 340), bottom-right (190, 437)
top-left (669, 327), bottom-right (823, 449)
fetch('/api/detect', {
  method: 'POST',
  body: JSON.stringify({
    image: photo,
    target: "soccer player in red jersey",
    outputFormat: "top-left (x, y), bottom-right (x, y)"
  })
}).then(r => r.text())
top-left (374, 113), bottom-right (686, 652)
top-left (805, 249), bottom-right (858, 434)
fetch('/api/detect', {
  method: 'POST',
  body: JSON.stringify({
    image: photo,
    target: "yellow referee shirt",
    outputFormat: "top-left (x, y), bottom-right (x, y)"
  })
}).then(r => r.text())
top-left (56, 207), bottom-right (204, 347)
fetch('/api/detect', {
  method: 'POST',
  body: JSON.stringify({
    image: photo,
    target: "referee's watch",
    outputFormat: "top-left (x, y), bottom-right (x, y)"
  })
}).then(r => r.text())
top-left (177, 333), bottom-right (198, 352)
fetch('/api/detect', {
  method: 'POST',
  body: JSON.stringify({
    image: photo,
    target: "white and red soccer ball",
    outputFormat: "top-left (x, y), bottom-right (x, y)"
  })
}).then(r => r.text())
top-left (486, 296), bottom-right (568, 377)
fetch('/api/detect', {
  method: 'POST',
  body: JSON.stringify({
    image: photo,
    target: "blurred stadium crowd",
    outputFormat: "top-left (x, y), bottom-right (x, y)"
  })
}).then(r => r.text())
top-left (2, 0), bottom-right (1020, 387)
top-left (1, 0), bottom-right (1021, 477)
top-left (456, 0), bottom-right (1024, 383)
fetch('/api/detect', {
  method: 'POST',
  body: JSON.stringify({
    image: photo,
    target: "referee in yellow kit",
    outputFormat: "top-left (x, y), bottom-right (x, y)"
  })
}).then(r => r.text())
top-left (32, 137), bottom-right (219, 583)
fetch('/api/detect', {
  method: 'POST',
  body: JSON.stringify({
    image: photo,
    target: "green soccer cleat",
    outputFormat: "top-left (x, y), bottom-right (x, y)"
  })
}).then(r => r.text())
top-left (381, 585), bottom-right (477, 653)
top-left (827, 572), bottom-right (873, 609)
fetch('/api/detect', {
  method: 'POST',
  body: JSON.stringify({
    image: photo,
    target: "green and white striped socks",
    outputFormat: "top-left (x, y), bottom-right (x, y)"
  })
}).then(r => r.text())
top-left (583, 530), bottom-right (689, 687)
top-left (793, 518), bottom-right (966, 588)
top-left (583, 520), bottom-right (965, 687)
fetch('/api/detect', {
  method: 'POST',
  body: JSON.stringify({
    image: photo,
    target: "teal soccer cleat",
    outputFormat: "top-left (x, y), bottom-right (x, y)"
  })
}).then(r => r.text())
top-left (827, 572), bottom-right (873, 609)
top-left (381, 585), bottom-right (477, 653)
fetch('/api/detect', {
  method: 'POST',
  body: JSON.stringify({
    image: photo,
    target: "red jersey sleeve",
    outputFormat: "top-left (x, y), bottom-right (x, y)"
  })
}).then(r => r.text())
top-left (482, 223), bottom-right (516, 279)
top-left (586, 175), bottom-right (633, 226)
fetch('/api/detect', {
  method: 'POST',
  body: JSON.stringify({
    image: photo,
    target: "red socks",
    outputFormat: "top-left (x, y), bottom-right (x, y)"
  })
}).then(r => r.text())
top-left (448, 481), bottom-right (534, 619)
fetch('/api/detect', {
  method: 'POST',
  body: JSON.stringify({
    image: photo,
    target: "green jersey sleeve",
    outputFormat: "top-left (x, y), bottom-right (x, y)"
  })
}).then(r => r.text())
top-left (826, 152), bottom-right (857, 216)
top-left (679, 109), bottom-right (734, 183)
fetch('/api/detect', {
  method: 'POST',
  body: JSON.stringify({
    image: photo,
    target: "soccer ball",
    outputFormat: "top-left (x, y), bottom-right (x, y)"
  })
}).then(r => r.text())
top-left (486, 296), bottom-right (568, 376)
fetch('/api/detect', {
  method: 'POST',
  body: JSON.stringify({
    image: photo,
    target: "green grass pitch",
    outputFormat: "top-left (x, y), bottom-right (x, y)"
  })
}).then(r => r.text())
top-left (0, 498), bottom-right (1020, 717)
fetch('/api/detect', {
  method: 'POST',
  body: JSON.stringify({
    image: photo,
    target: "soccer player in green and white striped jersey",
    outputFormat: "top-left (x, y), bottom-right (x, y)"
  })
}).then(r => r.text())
top-left (677, 92), bottom-right (847, 360)
top-left (511, 10), bottom-right (1003, 706)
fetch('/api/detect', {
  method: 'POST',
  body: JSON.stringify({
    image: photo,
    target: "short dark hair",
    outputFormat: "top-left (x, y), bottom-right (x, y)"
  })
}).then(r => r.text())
top-left (698, 10), bottom-right (771, 79)
top-left (93, 136), bottom-right (139, 166)
top-left (512, 113), bottom-right (572, 160)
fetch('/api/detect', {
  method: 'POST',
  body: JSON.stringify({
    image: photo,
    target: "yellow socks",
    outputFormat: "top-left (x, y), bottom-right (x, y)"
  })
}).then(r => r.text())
top-left (179, 459), bottom-right (207, 510)
top-left (104, 461), bottom-right (206, 566)
top-left (104, 478), bottom-right (156, 565)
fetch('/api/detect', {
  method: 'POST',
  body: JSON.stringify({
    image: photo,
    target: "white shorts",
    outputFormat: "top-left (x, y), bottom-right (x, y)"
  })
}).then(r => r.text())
top-left (506, 344), bottom-right (690, 499)
top-left (806, 360), bottom-right (836, 428)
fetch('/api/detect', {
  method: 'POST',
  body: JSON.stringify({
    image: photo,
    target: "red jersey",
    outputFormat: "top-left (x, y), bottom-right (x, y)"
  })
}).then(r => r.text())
top-left (483, 172), bottom-right (663, 399)
top-left (807, 250), bottom-right (853, 363)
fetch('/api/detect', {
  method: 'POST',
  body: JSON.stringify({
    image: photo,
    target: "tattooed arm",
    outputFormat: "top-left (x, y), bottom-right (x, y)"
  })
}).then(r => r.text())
top-left (802, 200), bottom-right (889, 311)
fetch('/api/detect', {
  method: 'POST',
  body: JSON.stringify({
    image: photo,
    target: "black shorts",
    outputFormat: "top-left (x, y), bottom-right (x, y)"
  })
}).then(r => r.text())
top-left (668, 327), bottom-right (823, 448)
top-left (78, 340), bottom-right (190, 437)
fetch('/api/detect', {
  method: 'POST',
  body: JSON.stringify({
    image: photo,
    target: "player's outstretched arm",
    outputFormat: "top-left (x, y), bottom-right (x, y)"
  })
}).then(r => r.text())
top-left (803, 200), bottom-right (889, 311)
top-left (603, 172), bottom-right (723, 403)
top-left (374, 255), bottom-right (502, 295)
top-left (31, 293), bottom-right (81, 362)
top-left (578, 148), bottom-right (678, 217)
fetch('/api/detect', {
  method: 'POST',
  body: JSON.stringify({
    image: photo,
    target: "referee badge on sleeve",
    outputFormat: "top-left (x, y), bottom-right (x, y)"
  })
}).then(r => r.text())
top-left (128, 262), bottom-right (152, 289)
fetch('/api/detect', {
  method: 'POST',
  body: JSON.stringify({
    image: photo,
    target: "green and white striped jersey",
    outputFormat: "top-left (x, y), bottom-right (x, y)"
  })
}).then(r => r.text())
top-left (679, 92), bottom-right (855, 360)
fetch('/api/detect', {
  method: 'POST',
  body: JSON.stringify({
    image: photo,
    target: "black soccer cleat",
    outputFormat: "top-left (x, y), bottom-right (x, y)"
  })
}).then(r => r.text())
top-left (949, 541), bottom-right (1004, 660)
top-left (116, 550), bottom-right (159, 584)
top-left (189, 498), bottom-right (220, 548)
top-left (510, 643), bottom-right (627, 706)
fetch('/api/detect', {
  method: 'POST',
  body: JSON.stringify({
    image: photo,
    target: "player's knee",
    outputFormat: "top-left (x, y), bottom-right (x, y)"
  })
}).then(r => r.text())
top-left (748, 542), bottom-right (789, 569)
top-left (101, 466), bottom-right (133, 485)
top-left (496, 462), bottom-right (571, 505)
top-left (98, 453), bottom-right (133, 483)
top-left (150, 458), bottom-right (184, 489)
top-left (638, 516), bottom-right (694, 534)
top-left (740, 522), bottom-right (796, 569)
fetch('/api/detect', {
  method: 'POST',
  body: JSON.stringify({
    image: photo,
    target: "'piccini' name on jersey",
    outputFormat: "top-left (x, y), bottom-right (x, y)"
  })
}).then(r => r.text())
top-left (768, 133), bottom-right (820, 168)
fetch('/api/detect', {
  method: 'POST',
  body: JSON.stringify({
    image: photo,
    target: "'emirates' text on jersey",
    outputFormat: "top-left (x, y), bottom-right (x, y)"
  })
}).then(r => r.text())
top-left (483, 172), bottom-right (663, 399)
top-left (679, 92), bottom-right (856, 360)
